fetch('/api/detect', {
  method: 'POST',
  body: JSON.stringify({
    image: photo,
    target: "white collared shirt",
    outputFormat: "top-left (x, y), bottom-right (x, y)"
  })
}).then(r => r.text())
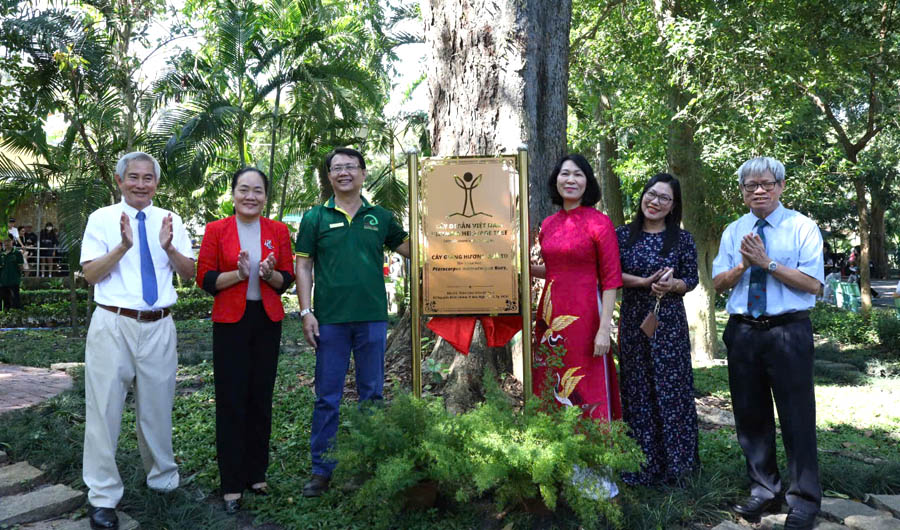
top-left (80, 200), bottom-right (193, 310)
top-left (712, 203), bottom-right (824, 316)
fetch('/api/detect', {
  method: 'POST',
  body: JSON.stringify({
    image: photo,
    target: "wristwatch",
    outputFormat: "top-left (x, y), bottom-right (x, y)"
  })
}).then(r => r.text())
top-left (767, 260), bottom-right (778, 272)
top-left (299, 308), bottom-right (312, 317)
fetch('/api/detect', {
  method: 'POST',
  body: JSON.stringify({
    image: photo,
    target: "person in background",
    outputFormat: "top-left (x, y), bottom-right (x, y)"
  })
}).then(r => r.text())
top-left (20, 224), bottom-right (37, 247)
top-left (7, 217), bottom-right (21, 246)
top-left (0, 236), bottom-right (25, 310)
top-left (196, 167), bottom-right (295, 515)
top-left (616, 172), bottom-right (699, 486)
top-left (39, 222), bottom-right (59, 276)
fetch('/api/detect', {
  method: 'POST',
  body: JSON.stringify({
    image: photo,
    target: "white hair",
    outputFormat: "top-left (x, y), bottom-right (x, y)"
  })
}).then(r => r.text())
top-left (115, 152), bottom-right (161, 182)
top-left (736, 157), bottom-right (785, 185)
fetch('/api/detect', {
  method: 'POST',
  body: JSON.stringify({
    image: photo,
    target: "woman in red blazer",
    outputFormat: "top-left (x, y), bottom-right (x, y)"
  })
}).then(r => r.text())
top-left (196, 167), bottom-right (294, 514)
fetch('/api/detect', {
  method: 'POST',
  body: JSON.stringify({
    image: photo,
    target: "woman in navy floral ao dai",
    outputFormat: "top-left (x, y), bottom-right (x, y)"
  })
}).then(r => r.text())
top-left (616, 173), bottom-right (700, 486)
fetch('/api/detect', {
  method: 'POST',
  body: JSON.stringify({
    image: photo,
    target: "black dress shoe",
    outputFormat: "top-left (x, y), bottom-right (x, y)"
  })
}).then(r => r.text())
top-left (88, 506), bottom-right (119, 530)
top-left (302, 474), bottom-right (330, 497)
top-left (224, 498), bottom-right (241, 515)
top-left (784, 508), bottom-right (817, 530)
top-left (732, 495), bottom-right (781, 521)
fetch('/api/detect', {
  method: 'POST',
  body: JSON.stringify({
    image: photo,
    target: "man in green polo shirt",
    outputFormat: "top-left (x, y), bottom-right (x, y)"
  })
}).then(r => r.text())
top-left (295, 147), bottom-right (410, 497)
top-left (0, 236), bottom-right (25, 310)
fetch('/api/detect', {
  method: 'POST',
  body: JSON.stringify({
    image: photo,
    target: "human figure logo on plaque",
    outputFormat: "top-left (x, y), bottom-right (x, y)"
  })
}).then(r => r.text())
top-left (450, 172), bottom-right (492, 218)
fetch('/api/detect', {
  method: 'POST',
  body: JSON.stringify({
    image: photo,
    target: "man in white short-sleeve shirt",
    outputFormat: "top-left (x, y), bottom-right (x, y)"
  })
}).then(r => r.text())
top-left (80, 152), bottom-right (195, 530)
top-left (712, 157), bottom-right (824, 530)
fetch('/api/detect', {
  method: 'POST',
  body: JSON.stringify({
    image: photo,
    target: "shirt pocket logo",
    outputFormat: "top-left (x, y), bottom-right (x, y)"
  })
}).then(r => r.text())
top-left (363, 214), bottom-right (380, 231)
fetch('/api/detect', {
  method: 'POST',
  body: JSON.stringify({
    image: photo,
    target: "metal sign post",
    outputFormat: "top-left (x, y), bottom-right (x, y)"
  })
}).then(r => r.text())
top-left (517, 146), bottom-right (532, 396)
top-left (407, 149), bottom-right (423, 398)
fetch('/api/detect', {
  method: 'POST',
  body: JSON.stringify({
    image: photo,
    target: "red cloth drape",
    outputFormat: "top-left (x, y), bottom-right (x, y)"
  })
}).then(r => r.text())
top-left (426, 315), bottom-right (523, 355)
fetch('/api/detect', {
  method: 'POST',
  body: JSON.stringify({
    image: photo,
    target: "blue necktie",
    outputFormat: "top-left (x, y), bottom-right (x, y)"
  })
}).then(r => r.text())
top-left (747, 218), bottom-right (767, 318)
top-left (137, 211), bottom-right (158, 306)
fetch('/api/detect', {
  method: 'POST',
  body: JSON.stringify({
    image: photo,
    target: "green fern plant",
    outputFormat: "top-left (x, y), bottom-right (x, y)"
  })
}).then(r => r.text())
top-left (331, 349), bottom-right (644, 529)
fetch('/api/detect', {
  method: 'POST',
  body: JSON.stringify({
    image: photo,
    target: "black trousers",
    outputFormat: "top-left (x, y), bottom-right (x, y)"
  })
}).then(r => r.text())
top-left (724, 315), bottom-right (821, 513)
top-left (0, 285), bottom-right (20, 311)
top-left (213, 301), bottom-right (282, 494)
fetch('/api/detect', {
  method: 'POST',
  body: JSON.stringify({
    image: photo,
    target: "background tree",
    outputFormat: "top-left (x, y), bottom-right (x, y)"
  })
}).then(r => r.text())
top-left (568, 0), bottom-right (900, 356)
top-left (764, 0), bottom-right (900, 310)
top-left (148, 0), bottom-right (392, 222)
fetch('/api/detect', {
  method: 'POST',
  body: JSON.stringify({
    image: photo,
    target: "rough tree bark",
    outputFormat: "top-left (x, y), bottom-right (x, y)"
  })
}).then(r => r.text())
top-left (317, 164), bottom-right (333, 203)
top-left (868, 168), bottom-right (895, 279)
top-left (853, 177), bottom-right (873, 309)
top-left (655, 1), bottom-right (718, 361)
top-left (594, 95), bottom-right (625, 226)
top-left (422, 0), bottom-right (572, 411)
top-left (869, 199), bottom-right (887, 279)
top-left (665, 90), bottom-right (718, 361)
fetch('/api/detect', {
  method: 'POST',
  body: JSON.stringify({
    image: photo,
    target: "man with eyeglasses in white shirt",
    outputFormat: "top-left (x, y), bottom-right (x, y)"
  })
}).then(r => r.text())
top-left (79, 152), bottom-right (195, 530)
top-left (712, 157), bottom-right (824, 530)
top-left (294, 147), bottom-right (410, 497)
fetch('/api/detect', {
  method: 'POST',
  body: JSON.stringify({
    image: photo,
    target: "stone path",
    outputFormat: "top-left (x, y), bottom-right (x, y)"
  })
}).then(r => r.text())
top-left (0, 363), bottom-right (73, 414)
top-left (869, 279), bottom-right (898, 308)
top-left (0, 451), bottom-right (138, 529)
top-left (696, 400), bottom-right (900, 530)
top-left (0, 363), bottom-right (139, 529)
top-left (710, 495), bottom-right (900, 530)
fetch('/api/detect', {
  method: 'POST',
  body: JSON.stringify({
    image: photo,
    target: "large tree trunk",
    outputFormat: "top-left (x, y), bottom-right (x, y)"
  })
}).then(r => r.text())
top-left (595, 96), bottom-right (624, 226)
top-left (869, 189), bottom-right (888, 279)
top-left (317, 165), bottom-right (333, 202)
top-left (869, 206), bottom-right (886, 279)
top-left (655, 0), bottom-right (718, 361)
top-left (665, 91), bottom-right (718, 361)
top-left (422, 0), bottom-right (572, 411)
top-left (422, 0), bottom-right (570, 232)
top-left (854, 177), bottom-right (873, 309)
top-left (597, 137), bottom-right (624, 226)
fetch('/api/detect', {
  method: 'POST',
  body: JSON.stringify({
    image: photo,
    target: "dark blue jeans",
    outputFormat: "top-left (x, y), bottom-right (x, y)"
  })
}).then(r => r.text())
top-left (309, 320), bottom-right (388, 477)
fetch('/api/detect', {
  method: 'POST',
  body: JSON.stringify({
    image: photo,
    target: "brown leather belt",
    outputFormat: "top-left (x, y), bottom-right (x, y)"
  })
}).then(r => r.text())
top-left (98, 303), bottom-right (171, 322)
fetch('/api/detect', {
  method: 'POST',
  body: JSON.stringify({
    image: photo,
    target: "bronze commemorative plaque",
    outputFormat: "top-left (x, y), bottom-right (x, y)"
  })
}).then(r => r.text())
top-left (420, 156), bottom-right (519, 315)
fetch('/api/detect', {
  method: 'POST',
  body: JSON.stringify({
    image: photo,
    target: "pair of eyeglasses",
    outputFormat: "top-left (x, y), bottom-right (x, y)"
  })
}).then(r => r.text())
top-left (645, 190), bottom-right (673, 205)
top-left (330, 164), bottom-right (360, 173)
top-left (742, 181), bottom-right (777, 192)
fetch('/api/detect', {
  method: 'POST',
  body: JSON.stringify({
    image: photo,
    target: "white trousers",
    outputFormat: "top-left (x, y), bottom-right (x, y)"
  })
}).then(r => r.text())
top-left (82, 307), bottom-right (179, 508)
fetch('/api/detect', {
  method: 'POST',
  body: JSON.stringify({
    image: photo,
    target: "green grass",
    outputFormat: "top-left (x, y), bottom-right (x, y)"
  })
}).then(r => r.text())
top-left (0, 327), bottom-right (87, 366)
top-left (2, 315), bottom-right (899, 529)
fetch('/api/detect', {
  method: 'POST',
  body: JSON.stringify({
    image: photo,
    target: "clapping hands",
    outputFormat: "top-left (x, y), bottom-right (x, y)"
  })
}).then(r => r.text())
top-left (160, 214), bottom-right (174, 251)
top-left (259, 252), bottom-right (276, 282)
